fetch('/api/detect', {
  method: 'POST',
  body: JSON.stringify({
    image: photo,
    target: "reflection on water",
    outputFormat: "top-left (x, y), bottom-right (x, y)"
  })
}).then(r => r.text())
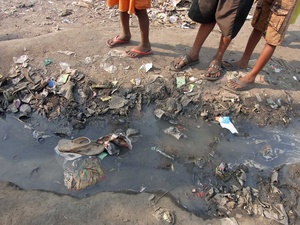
top-left (0, 107), bottom-right (300, 216)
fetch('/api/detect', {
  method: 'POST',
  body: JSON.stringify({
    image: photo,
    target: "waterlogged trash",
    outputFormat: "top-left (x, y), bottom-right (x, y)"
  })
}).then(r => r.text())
top-left (154, 108), bottom-right (165, 118)
top-left (151, 146), bottom-right (174, 160)
top-left (164, 126), bottom-right (184, 140)
top-left (215, 162), bottom-right (230, 179)
top-left (64, 157), bottom-right (105, 191)
top-left (19, 104), bottom-right (31, 118)
top-left (97, 132), bottom-right (132, 155)
top-left (139, 62), bottom-right (152, 73)
top-left (215, 116), bottom-right (238, 134)
top-left (33, 130), bottom-right (51, 143)
top-left (260, 144), bottom-right (279, 161)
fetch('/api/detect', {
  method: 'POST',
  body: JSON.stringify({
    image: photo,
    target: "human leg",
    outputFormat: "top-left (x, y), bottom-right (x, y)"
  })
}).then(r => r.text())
top-left (125, 8), bottom-right (152, 57)
top-left (225, 43), bottom-right (276, 91)
top-left (222, 28), bottom-right (263, 70)
top-left (204, 34), bottom-right (231, 80)
top-left (107, 11), bottom-right (131, 47)
top-left (201, 0), bottom-right (254, 79)
top-left (172, 22), bottom-right (215, 70)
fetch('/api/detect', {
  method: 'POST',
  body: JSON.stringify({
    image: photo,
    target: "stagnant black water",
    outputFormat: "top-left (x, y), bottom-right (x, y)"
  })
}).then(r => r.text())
top-left (1, 106), bottom-right (300, 215)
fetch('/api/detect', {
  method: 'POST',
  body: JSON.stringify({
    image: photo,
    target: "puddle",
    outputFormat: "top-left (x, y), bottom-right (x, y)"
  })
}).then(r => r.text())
top-left (0, 107), bottom-right (300, 217)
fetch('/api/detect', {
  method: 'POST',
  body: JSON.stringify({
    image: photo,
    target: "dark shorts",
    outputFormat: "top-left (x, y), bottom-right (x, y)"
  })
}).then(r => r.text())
top-left (188, 0), bottom-right (254, 39)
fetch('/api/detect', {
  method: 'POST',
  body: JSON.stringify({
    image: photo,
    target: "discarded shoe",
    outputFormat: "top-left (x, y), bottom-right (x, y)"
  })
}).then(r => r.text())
top-left (57, 137), bottom-right (91, 152)
top-left (75, 142), bottom-right (105, 156)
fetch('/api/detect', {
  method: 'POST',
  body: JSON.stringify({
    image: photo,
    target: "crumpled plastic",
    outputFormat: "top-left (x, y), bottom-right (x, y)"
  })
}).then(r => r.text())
top-left (63, 156), bottom-right (105, 191)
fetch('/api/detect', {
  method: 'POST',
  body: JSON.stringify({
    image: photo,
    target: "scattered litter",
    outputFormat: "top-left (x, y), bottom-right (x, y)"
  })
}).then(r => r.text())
top-left (97, 132), bottom-right (132, 155)
top-left (140, 186), bottom-right (146, 192)
top-left (13, 55), bottom-right (29, 65)
top-left (176, 76), bottom-right (186, 88)
top-left (154, 108), bottom-right (165, 118)
top-left (151, 146), bottom-right (174, 160)
top-left (43, 58), bottom-right (53, 66)
top-left (109, 95), bottom-right (128, 109)
top-left (215, 162), bottom-right (230, 179)
top-left (260, 144), bottom-right (281, 161)
top-left (101, 63), bottom-right (117, 73)
top-left (152, 207), bottom-right (175, 225)
top-left (32, 130), bottom-right (51, 143)
top-left (98, 152), bottom-right (108, 160)
top-left (57, 50), bottom-right (75, 56)
top-left (164, 126), bottom-right (184, 139)
top-left (139, 62), bottom-right (152, 73)
top-left (183, 84), bottom-right (195, 94)
top-left (59, 62), bottom-right (71, 70)
top-left (57, 73), bottom-right (69, 84)
top-left (169, 15), bottom-right (177, 23)
top-left (215, 116), bottom-right (238, 134)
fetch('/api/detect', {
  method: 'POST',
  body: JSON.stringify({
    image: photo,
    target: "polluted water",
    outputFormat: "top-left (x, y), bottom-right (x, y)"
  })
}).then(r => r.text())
top-left (0, 106), bottom-right (300, 217)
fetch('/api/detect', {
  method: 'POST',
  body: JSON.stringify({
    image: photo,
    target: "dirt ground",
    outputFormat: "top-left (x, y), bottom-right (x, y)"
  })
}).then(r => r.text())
top-left (1, 0), bottom-right (300, 224)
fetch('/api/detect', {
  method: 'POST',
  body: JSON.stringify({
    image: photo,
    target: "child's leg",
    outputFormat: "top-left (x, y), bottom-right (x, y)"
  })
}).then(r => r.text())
top-left (239, 43), bottom-right (276, 84)
top-left (173, 22), bottom-right (215, 70)
top-left (236, 28), bottom-right (263, 69)
top-left (133, 8), bottom-right (151, 51)
top-left (106, 11), bottom-right (131, 47)
top-left (119, 11), bottom-right (131, 40)
top-left (226, 43), bottom-right (276, 89)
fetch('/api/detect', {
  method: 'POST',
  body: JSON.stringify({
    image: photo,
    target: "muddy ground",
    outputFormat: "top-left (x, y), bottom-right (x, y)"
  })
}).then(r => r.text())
top-left (1, 0), bottom-right (300, 224)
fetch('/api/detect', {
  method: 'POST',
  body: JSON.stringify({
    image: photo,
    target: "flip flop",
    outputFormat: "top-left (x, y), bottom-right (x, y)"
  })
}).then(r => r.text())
top-left (57, 137), bottom-right (91, 152)
top-left (222, 60), bottom-right (247, 71)
top-left (202, 62), bottom-right (221, 81)
top-left (106, 35), bottom-right (130, 48)
top-left (126, 48), bottom-right (153, 58)
top-left (222, 77), bottom-right (254, 94)
top-left (75, 142), bottom-right (105, 156)
top-left (170, 55), bottom-right (199, 71)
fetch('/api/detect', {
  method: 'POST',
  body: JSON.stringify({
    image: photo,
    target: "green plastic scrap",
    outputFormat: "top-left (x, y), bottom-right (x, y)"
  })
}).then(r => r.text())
top-left (44, 58), bottom-right (53, 66)
top-left (98, 152), bottom-right (108, 160)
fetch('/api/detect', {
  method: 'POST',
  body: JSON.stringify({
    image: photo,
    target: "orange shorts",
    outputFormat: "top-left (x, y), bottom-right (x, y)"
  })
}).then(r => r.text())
top-left (252, 0), bottom-right (298, 46)
top-left (107, 0), bottom-right (151, 14)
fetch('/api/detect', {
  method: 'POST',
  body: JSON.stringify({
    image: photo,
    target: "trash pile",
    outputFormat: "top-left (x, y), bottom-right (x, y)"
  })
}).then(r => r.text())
top-left (191, 162), bottom-right (300, 225)
top-left (0, 52), bottom-right (206, 129)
